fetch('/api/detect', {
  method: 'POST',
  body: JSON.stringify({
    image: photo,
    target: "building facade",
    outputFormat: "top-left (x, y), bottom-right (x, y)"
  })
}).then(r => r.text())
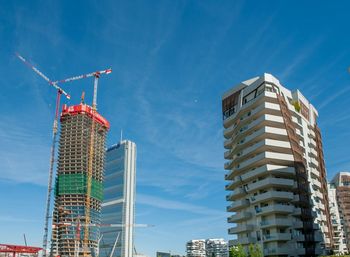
top-left (222, 73), bottom-right (332, 256)
top-left (205, 239), bottom-right (228, 257)
top-left (156, 252), bottom-right (171, 257)
top-left (186, 240), bottom-right (206, 257)
top-left (100, 140), bottom-right (137, 257)
top-left (331, 172), bottom-right (350, 253)
top-left (51, 104), bottom-right (109, 256)
top-left (328, 182), bottom-right (348, 254)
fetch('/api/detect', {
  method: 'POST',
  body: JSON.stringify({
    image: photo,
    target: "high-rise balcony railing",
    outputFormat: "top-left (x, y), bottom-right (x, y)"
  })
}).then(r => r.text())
top-left (250, 191), bottom-right (294, 204)
top-left (228, 224), bottom-right (254, 234)
top-left (262, 233), bottom-right (291, 242)
top-left (312, 178), bottom-right (322, 189)
top-left (260, 218), bottom-right (292, 228)
top-left (227, 211), bottom-right (252, 223)
top-left (230, 236), bottom-right (257, 245)
top-left (223, 91), bottom-right (279, 128)
top-left (226, 187), bottom-right (246, 200)
top-left (226, 199), bottom-right (250, 212)
top-left (240, 164), bottom-right (294, 182)
top-left (246, 177), bottom-right (294, 193)
top-left (255, 204), bottom-right (294, 216)
top-left (264, 247), bottom-right (291, 256)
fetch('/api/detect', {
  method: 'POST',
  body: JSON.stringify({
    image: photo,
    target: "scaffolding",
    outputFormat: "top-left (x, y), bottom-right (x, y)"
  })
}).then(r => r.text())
top-left (51, 104), bottom-right (109, 257)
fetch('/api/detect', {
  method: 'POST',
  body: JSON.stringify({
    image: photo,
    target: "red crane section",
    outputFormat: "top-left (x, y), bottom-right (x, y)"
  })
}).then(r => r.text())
top-left (0, 244), bottom-right (42, 256)
top-left (61, 104), bottom-right (110, 129)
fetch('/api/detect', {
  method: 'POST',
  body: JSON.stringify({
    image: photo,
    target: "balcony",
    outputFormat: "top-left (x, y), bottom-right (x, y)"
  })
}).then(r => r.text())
top-left (260, 218), bottom-right (292, 228)
top-left (264, 247), bottom-right (291, 256)
top-left (292, 194), bottom-right (299, 202)
top-left (224, 149), bottom-right (234, 159)
top-left (293, 220), bottom-right (303, 229)
top-left (312, 178), bottom-right (322, 189)
top-left (292, 207), bottom-right (302, 216)
top-left (224, 160), bottom-right (235, 170)
top-left (239, 164), bottom-right (295, 182)
top-left (225, 176), bottom-right (242, 189)
top-left (293, 234), bottom-right (305, 241)
top-left (255, 204), bottom-right (294, 216)
top-left (229, 125), bottom-right (289, 155)
top-left (226, 187), bottom-right (246, 200)
top-left (314, 231), bottom-right (324, 242)
top-left (233, 138), bottom-right (292, 166)
top-left (234, 114), bottom-right (285, 141)
top-left (250, 191), bottom-right (294, 204)
top-left (246, 177), bottom-right (294, 193)
top-left (308, 148), bottom-right (318, 158)
top-left (228, 224), bottom-right (254, 234)
top-left (227, 199), bottom-right (250, 212)
top-left (314, 190), bottom-right (323, 200)
top-left (223, 91), bottom-right (279, 129)
top-left (310, 168), bottom-right (320, 177)
top-left (233, 151), bottom-right (294, 175)
top-left (263, 233), bottom-right (291, 242)
top-left (230, 237), bottom-right (256, 246)
top-left (308, 129), bottom-right (316, 138)
top-left (308, 139), bottom-right (317, 147)
top-left (224, 137), bottom-right (234, 149)
top-left (228, 212), bottom-right (252, 223)
top-left (295, 248), bottom-right (306, 255)
top-left (309, 158), bottom-right (319, 168)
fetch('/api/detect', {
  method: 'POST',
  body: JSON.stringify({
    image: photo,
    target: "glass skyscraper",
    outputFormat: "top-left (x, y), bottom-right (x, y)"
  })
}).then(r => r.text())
top-left (100, 140), bottom-right (137, 257)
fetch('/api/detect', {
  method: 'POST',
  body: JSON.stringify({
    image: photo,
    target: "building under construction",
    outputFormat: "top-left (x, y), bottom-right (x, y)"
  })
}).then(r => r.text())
top-left (51, 103), bottom-right (110, 257)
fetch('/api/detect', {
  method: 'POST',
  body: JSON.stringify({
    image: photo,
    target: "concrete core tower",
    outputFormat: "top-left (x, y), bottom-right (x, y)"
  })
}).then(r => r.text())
top-left (51, 104), bottom-right (109, 257)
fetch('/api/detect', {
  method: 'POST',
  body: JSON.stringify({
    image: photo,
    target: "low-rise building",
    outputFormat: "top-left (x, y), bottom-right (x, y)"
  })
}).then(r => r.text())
top-left (328, 182), bottom-right (348, 254)
top-left (157, 252), bottom-right (171, 257)
top-left (186, 239), bottom-right (228, 257)
top-left (205, 239), bottom-right (228, 257)
top-left (186, 240), bottom-right (206, 257)
top-left (330, 172), bottom-right (350, 253)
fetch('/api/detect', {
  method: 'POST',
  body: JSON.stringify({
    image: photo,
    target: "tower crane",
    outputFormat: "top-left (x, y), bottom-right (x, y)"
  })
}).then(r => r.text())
top-left (15, 53), bottom-right (70, 257)
top-left (51, 68), bottom-right (112, 257)
top-left (16, 53), bottom-right (112, 257)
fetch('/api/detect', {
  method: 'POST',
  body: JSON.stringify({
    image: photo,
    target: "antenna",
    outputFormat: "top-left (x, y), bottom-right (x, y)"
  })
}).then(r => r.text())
top-left (120, 129), bottom-right (123, 142)
top-left (23, 234), bottom-right (27, 246)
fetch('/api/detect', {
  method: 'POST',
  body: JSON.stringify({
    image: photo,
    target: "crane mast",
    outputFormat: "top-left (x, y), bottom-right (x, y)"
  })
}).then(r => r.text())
top-left (15, 53), bottom-right (70, 257)
top-left (54, 69), bottom-right (111, 257)
top-left (17, 52), bottom-right (112, 257)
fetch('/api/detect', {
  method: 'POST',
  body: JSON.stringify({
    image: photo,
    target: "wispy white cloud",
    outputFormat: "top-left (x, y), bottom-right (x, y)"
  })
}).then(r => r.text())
top-left (298, 52), bottom-right (347, 95)
top-left (317, 85), bottom-right (350, 110)
top-left (279, 38), bottom-right (324, 80)
top-left (0, 115), bottom-right (50, 186)
top-left (0, 215), bottom-right (40, 223)
top-left (137, 194), bottom-right (224, 216)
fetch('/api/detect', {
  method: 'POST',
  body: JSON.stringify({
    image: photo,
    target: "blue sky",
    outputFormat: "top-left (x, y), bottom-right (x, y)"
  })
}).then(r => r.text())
top-left (0, 0), bottom-right (350, 256)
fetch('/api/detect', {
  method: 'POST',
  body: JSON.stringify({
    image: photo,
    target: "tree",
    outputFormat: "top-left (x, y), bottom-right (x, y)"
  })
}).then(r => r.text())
top-left (248, 244), bottom-right (263, 257)
top-left (229, 245), bottom-right (246, 257)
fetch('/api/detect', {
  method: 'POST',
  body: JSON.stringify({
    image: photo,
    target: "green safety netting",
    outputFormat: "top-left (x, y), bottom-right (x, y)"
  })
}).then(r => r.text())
top-left (56, 173), bottom-right (103, 201)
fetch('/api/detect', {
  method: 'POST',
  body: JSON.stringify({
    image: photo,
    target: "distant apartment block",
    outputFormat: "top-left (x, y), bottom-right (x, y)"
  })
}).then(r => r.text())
top-left (331, 172), bottom-right (350, 253)
top-left (156, 252), bottom-right (171, 257)
top-left (186, 240), bottom-right (206, 257)
top-left (186, 239), bottom-right (228, 257)
top-left (222, 73), bottom-right (333, 256)
top-left (328, 182), bottom-right (348, 254)
top-left (205, 239), bottom-right (228, 257)
top-left (100, 140), bottom-right (137, 257)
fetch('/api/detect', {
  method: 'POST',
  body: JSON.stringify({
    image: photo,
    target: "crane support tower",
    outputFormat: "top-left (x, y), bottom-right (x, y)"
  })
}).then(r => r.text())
top-left (15, 53), bottom-right (70, 257)
top-left (16, 52), bottom-right (112, 257)
top-left (51, 69), bottom-right (111, 257)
